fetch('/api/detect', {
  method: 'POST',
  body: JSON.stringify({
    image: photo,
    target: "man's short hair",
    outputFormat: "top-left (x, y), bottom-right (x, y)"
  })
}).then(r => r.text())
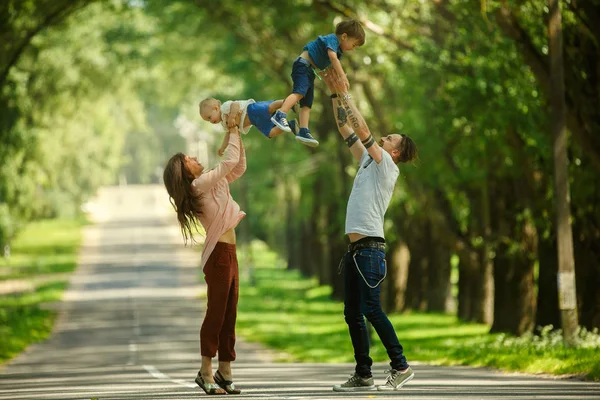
top-left (395, 134), bottom-right (418, 164)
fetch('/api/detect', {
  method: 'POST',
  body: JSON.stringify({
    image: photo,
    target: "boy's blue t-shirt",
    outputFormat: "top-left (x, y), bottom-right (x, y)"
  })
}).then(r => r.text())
top-left (303, 34), bottom-right (343, 70)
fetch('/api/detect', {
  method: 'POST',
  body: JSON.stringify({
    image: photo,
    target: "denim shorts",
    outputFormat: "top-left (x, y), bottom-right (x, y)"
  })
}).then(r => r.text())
top-left (247, 101), bottom-right (276, 138)
top-left (291, 57), bottom-right (315, 108)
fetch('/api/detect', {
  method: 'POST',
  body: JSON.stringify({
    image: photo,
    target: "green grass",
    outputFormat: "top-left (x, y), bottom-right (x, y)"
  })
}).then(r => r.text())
top-left (0, 218), bottom-right (86, 363)
top-left (0, 219), bottom-right (86, 280)
top-left (235, 241), bottom-right (600, 381)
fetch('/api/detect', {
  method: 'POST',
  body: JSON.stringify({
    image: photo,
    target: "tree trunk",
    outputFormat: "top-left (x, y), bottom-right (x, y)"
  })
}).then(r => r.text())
top-left (404, 218), bottom-right (429, 311)
top-left (457, 246), bottom-right (492, 324)
top-left (308, 218), bottom-right (323, 279)
top-left (299, 221), bottom-right (313, 277)
top-left (548, 0), bottom-right (579, 344)
top-left (317, 205), bottom-right (329, 286)
top-left (330, 231), bottom-right (346, 301)
top-left (426, 220), bottom-right (452, 312)
top-left (536, 236), bottom-right (560, 328)
top-left (573, 221), bottom-right (600, 329)
top-left (478, 175), bottom-right (495, 324)
top-left (491, 247), bottom-right (537, 336)
top-left (304, 176), bottom-right (324, 279)
top-left (490, 195), bottom-right (537, 335)
top-left (285, 180), bottom-right (300, 271)
top-left (386, 240), bottom-right (410, 312)
top-left (457, 248), bottom-right (476, 321)
top-left (456, 184), bottom-right (493, 324)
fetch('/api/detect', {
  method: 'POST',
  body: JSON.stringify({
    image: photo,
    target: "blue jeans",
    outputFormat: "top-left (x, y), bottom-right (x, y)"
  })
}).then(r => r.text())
top-left (342, 248), bottom-right (409, 378)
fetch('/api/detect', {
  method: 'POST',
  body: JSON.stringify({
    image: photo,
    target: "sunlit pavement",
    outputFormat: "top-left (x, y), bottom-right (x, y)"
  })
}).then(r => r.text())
top-left (0, 185), bottom-right (599, 400)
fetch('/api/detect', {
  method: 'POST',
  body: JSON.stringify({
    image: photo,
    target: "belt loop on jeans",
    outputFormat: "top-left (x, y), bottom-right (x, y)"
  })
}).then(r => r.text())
top-left (296, 57), bottom-right (323, 81)
top-left (296, 57), bottom-right (310, 66)
top-left (348, 240), bottom-right (386, 253)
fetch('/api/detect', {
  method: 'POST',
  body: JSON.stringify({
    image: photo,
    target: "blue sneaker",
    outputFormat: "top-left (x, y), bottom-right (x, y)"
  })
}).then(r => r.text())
top-left (289, 119), bottom-right (299, 135)
top-left (271, 110), bottom-right (291, 132)
top-left (295, 127), bottom-right (319, 147)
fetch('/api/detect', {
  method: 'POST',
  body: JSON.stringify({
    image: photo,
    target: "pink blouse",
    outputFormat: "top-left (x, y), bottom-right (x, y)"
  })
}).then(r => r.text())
top-left (191, 133), bottom-right (246, 269)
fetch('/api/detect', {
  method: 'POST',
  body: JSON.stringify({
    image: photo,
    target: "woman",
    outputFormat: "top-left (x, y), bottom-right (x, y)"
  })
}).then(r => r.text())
top-left (163, 126), bottom-right (246, 395)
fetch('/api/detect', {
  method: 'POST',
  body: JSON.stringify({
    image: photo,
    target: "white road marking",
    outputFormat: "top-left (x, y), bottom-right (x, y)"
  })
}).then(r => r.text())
top-left (143, 365), bottom-right (196, 388)
top-left (142, 364), bottom-right (311, 398)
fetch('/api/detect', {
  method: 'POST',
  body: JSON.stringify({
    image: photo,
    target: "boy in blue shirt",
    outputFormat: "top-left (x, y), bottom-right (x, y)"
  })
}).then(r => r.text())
top-left (271, 19), bottom-right (365, 148)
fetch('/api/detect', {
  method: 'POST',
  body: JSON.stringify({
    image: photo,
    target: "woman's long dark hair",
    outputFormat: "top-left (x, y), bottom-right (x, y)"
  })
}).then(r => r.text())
top-left (163, 153), bottom-right (203, 244)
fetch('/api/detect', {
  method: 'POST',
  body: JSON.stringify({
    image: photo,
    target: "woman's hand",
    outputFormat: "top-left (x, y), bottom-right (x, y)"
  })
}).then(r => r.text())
top-left (226, 115), bottom-right (237, 129)
top-left (227, 110), bottom-right (243, 129)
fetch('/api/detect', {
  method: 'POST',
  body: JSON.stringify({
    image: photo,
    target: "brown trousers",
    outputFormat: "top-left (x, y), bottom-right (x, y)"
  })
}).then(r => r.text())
top-left (200, 242), bottom-right (239, 361)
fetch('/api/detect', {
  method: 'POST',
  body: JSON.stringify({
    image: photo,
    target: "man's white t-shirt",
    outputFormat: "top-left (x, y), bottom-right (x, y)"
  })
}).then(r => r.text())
top-left (345, 149), bottom-right (399, 238)
top-left (220, 99), bottom-right (256, 134)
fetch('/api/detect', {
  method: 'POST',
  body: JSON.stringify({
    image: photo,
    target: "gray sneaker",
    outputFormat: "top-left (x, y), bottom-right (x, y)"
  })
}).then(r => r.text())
top-left (377, 367), bottom-right (414, 391)
top-left (333, 373), bottom-right (375, 392)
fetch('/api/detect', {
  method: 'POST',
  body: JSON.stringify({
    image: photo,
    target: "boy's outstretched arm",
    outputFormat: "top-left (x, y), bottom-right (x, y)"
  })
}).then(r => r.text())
top-left (327, 49), bottom-right (349, 91)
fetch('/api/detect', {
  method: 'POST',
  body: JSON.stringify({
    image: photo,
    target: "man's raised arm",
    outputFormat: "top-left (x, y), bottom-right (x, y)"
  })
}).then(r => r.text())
top-left (322, 68), bottom-right (384, 164)
top-left (330, 93), bottom-right (365, 162)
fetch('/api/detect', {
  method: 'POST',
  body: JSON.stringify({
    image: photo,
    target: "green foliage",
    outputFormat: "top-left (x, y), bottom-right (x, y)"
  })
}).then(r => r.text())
top-left (0, 218), bottom-right (85, 279)
top-left (0, 218), bottom-right (84, 363)
top-left (0, 0), bottom-right (573, 248)
top-left (492, 325), bottom-right (600, 351)
top-left (0, 282), bottom-right (66, 363)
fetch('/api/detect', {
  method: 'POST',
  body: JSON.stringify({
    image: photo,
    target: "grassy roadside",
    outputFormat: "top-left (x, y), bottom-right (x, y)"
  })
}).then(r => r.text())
top-left (235, 241), bottom-right (600, 381)
top-left (0, 218), bottom-right (86, 363)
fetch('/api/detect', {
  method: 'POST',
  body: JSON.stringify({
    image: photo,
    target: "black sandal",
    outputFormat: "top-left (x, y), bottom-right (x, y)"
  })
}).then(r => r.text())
top-left (195, 373), bottom-right (227, 395)
top-left (214, 370), bottom-right (242, 395)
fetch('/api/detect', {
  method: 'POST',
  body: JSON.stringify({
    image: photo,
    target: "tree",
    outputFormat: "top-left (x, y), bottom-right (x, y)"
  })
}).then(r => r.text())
top-left (547, 0), bottom-right (578, 345)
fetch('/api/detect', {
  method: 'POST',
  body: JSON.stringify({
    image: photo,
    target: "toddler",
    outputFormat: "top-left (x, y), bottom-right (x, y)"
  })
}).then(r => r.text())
top-left (199, 98), bottom-right (299, 156)
top-left (271, 19), bottom-right (366, 148)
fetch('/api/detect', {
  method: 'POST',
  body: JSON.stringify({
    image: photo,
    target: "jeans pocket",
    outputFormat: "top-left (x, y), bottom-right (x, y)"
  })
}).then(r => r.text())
top-left (355, 249), bottom-right (386, 287)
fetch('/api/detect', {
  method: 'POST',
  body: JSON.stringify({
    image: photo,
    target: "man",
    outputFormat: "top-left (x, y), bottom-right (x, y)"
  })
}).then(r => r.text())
top-left (322, 69), bottom-right (418, 392)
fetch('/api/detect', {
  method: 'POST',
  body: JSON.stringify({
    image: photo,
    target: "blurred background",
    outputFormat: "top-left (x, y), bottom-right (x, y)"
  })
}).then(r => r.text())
top-left (1, 0), bottom-right (599, 368)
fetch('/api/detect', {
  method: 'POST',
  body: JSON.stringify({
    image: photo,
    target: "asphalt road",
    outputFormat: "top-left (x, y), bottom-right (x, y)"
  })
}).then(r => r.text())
top-left (1, 185), bottom-right (598, 400)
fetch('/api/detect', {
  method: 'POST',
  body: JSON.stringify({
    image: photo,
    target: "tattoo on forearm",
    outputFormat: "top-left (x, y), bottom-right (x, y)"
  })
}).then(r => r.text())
top-left (337, 96), bottom-right (366, 136)
top-left (336, 105), bottom-right (347, 127)
top-left (362, 134), bottom-right (375, 149)
top-left (347, 109), bottom-right (361, 130)
top-left (344, 132), bottom-right (359, 148)
top-left (339, 99), bottom-right (361, 130)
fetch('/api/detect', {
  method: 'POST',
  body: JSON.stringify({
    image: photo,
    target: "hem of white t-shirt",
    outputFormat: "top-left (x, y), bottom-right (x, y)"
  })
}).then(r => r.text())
top-left (345, 230), bottom-right (385, 239)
